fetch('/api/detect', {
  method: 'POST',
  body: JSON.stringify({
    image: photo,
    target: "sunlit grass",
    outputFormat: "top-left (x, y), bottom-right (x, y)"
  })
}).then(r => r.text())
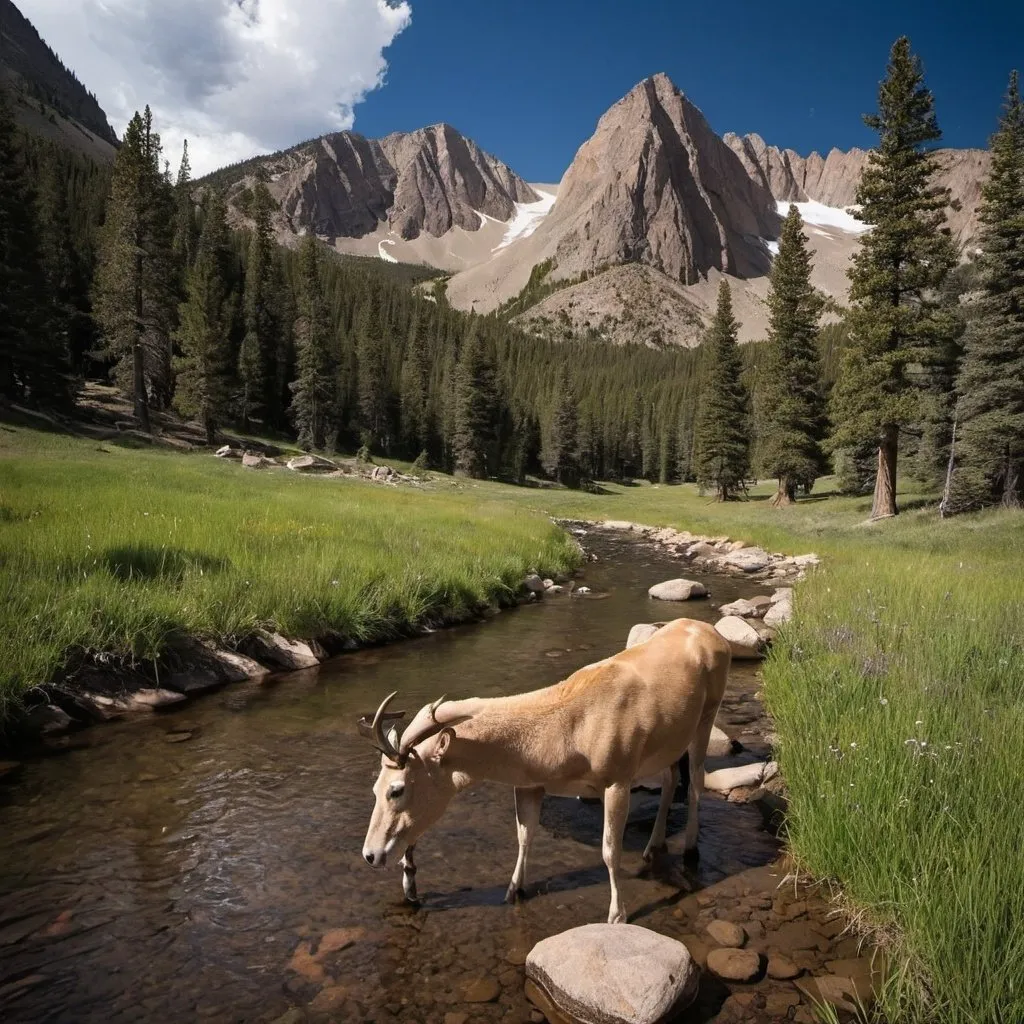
top-left (0, 425), bottom-right (579, 718)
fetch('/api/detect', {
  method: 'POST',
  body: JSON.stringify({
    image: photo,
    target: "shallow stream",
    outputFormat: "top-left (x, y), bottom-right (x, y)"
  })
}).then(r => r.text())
top-left (0, 528), bottom-right (781, 1023)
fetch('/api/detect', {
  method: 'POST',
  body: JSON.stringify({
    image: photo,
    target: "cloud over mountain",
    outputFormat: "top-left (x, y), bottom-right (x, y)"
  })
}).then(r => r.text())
top-left (16, 0), bottom-right (413, 173)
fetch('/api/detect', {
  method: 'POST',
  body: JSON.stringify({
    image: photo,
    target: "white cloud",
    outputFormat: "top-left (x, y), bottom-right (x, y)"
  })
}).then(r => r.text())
top-left (16, 0), bottom-right (412, 174)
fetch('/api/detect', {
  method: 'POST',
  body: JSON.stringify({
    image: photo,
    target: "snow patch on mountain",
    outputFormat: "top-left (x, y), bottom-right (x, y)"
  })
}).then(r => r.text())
top-left (378, 239), bottom-right (399, 263)
top-left (779, 199), bottom-right (869, 234)
top-left (494, 188), bottom-right (557, 251)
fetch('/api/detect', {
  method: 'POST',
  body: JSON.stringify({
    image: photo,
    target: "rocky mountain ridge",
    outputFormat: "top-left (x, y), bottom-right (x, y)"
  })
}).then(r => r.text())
top-left (724, 131), bottom-right (989, 243)
top-left (223, 123), bottom-right (539, 247)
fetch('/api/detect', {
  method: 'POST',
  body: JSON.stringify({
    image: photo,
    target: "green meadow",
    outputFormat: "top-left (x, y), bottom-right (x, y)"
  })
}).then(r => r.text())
top-left (3, 423), bottom-right (1022, 1022)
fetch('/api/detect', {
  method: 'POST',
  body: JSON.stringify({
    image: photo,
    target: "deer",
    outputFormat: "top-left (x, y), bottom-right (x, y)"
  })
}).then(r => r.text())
top-left (361, 616), bottom-right (731, 924)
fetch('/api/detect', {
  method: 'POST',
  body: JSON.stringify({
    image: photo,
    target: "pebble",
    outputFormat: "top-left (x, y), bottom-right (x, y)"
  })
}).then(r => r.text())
top-left (164, 731), bottom-right (193, 743)
top-left (706, 948), bottom-right (761, 982)
top-left (444, 1014), bottom-right (469, 1024)
top-left (707, 919), bottom-right (747, 948)
top-left (462, 978), bottom-right (500, 1003)
top-left (767, 955), bottom-right (803, 980)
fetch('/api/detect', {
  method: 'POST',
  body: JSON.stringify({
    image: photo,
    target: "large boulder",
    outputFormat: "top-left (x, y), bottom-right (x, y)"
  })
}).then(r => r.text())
top-left (287, 454), bottom-right (337, 473)
top-left (723, 547), bottom-right (772, 573)
top-left (525, 923), bottom-right (699, 1024)
top-left (522, 574), bottom-right (547, 595)
top-left (648, 579), bottom-right (708, 602)
top-left (242, 453), bottom-right (272, 469)
top-left (715, 615), bottom-right (768, 659)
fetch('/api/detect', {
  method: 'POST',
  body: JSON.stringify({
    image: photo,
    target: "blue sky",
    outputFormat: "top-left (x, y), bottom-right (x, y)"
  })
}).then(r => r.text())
top-left (19, 0), bottom-right (1022, 177)
top-left (356, 0), bottom-right (1023, 181)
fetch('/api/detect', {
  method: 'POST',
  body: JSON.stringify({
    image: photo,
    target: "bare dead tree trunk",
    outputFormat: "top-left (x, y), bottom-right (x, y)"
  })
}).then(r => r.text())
top-left (870, 425), bottom-right (899, 520)
top-left (1002, 448), bottom-right (1021, 509)
top-left (939, 410), bottom-right (958, 519)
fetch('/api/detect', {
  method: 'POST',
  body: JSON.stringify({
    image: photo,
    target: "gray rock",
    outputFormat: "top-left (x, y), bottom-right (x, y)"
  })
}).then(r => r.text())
top-left (526, 923), bottom-right (699, 1024)
top-left (243, 632), bottom-right (320, 671)
top-left (23, 704), bottom-right (73, 736)
top-left (287, 454), bottom-right (337, 473)
top-left (648, 578), bottom-right (708, 601)
top-left (714, 615), bottom-right (768, 659)
top-left (704, 761), bottom-right (779, 793)
top-left (215, 445), bottom-right (241, 459)
top-left (242, 453), bottom-right (271, 469)
top-left (706, 947), bottom-right (761, 982)
top-left (794, 553), bottom-right (820, 567)
top-left (770, 587), bottom-right (794, 604)
top-left (707, 725), bottom-right (735, 758)
top-left (523, 574), bottom-right (546, 594)
top-left (128, 688), bottom-right (188, 710)
top-left (542, 579), bottom-right (556, 589)
top-left (717, 598), bottom-right (764, 618)
top-left (723, 547), bottom-right (772, 573)
top-left (575, 586), bottom-right (593, 595)
top-left (763, 599), bottom-right (794, 628)
top-left (707, 920), bottom-right (747, 948)
top-left (626, 623), bottom-right (662, 649)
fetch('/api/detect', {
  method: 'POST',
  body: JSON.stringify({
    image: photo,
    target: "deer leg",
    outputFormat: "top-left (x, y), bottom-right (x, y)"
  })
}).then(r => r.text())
top-left (685, 711), bottom-right (717, 853)
top-left (400, 845), bottom-right (418, 904)
top-left (506, 786), bottom-right (543, 903)
top-left (643, 762), bottom-right (680, 863)
top-left (602, 782), bottom-right (631, 924)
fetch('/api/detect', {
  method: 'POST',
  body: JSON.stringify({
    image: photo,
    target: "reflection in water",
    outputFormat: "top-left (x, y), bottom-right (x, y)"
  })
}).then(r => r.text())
top-left (0, 531), bottom-right (779, 1023)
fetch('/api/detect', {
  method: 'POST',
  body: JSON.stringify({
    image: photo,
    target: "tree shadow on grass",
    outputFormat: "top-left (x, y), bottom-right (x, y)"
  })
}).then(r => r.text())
top-left (102, 545), bottom-right (230, 583)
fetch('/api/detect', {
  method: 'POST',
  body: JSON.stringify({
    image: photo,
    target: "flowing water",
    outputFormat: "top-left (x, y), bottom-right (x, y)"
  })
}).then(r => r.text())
top-left (0, 528), bottom-right (782, 1024)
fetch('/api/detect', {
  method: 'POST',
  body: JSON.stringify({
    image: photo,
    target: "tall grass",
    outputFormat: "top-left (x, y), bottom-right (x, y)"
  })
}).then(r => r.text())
top-left (462, 474), bottom-right (1024, 1023)
top-left (0, 426), bottom-right (578, 717)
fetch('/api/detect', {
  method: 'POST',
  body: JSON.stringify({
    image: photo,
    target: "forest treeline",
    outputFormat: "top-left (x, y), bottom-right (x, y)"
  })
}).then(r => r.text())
top-left (1, 38), bottom-right (1021, 515)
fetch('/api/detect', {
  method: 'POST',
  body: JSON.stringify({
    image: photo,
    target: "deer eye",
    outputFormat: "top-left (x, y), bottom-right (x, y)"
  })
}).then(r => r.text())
top-left (387, 782), bottom-right (405, 800)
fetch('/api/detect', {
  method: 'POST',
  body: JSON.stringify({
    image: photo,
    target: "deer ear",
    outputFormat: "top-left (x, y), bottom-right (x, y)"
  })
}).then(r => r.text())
top-left (431, 727), bottom-right (455, 763)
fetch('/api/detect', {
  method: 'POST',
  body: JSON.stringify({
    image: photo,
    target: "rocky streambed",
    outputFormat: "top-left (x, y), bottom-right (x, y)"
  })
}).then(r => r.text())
top-left (0, 525), bottom-right (877, 1024)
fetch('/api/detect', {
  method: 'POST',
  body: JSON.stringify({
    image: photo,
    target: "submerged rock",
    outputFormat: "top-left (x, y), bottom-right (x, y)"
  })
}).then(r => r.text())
top-left (648, 579), bottom-right (708, 601)
top-left (707, 920), bottom-right (747, 948)
top-left (706, 947), bottom-right (761, 982)
top-left (127, 688), bottom-right (188, 710)
top-left (526, 923), bottom-right (699, 1024)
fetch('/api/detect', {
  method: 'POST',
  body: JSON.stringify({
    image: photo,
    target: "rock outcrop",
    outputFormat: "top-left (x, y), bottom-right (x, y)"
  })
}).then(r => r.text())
top-left (538, 74), bottom-right (779, 286)
top-left (227, 124), bottom-right (538, 243)
top-left (723, 131), bottom-right (989, 244)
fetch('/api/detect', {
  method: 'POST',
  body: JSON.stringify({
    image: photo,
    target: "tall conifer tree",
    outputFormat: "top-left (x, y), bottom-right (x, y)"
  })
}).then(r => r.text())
top-left (0, 88), bottom-right (69, 405)
top-left (93, 106), bottom-right (177, 430)
top-left (829, 38), bottom-right (958, 518)
top-left (289, 235), bottom-right (337, 450)
top-left (949, 72), bottom-right (1024, 510)
top-left (759, 206), bottom-right (827, 505)
top-left (174, 191), bottom-right (235, 444)
top-left (356, 297), bottom-right (390, 451)
top-left (399, 307), bottom-right (430, 457)
top-left (694, 280), bottom-right (750, 500)
top-left (542, 365), bottom-right (580, 486)
top-left (452, 327), bottom-right (498, 478)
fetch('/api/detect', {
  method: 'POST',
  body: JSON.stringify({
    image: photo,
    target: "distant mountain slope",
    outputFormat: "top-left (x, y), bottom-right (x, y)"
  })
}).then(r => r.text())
top-left (723, 132), bottom-right (989, 244)
top-left (209, 123), bottom-right (540, 268)
top-left (1, 0), bottom-right (117, 158)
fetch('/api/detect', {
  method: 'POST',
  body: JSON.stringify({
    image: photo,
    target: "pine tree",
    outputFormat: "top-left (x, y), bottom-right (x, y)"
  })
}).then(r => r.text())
top-left (0, 87), bottom-right (69, 405)
top-left (238, 174), bottom-right (281, 429)
top-left (399, 307), bottom-right (430, 456)
top-left (172, 140), bottom-right (198, 269)
top-left (356, 297), bottom-right (390, 451)
top-left (829, 38), bottom-right (959, 519)
top-left (289, 235), bottom-right (338, 450)
top-left (174, 191), bottom-right (235, 444)
top-left (758, 205), bottom-right (828, 505)
top-left (93, 106), bottom-right (177, 430)
top-left (542, 365), bottom-right (580, 486)
top-left (949, 71), bottom-right (1024, 510)
top-left (694, 280), bottom-right (750, 500)
top-left (452, 327), bottom-right (498, 478)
